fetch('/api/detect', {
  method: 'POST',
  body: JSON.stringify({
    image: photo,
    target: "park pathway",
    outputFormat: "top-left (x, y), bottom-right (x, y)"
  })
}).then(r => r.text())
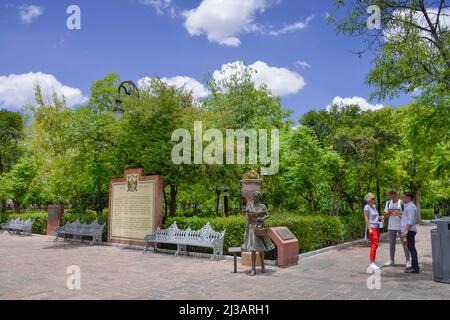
top-left (0, 224), bottom-right (449, 300)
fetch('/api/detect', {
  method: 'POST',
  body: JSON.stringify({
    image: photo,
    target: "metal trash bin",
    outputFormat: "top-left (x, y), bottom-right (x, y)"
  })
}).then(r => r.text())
top-left (431, 217), bottom-right (450, 284)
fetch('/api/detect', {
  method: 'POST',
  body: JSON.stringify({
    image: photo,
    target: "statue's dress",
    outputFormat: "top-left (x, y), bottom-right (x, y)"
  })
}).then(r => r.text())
top-left (242, 204), bottom-right (276, 252)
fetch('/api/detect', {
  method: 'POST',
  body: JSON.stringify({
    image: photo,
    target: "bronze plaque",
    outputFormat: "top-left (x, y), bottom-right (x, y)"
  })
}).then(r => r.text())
top-left (48, 207), bottom-right (59, 221)
top-left (276, 229), bottom-right (295, 241)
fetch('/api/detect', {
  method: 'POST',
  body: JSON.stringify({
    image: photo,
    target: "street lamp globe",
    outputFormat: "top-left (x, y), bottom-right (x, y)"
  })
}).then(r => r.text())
top-left (112, 99), bottom-right (124, 121)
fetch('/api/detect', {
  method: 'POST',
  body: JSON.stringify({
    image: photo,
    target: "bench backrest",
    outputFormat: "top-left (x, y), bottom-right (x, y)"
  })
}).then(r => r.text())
top-left (61, 218), bottom-right (104, 235)
top-left (151, 222), bottom-right (225, 243)
top-left (8, 217), bottom-right (33, 229)
top-left (88, 219), bottom-right (105, 234)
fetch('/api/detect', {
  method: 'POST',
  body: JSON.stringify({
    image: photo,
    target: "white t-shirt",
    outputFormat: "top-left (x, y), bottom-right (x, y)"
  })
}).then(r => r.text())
top-left (385, 200), bottom-right (403, 231)
top-left (364, 204), bottom-right (382, 228)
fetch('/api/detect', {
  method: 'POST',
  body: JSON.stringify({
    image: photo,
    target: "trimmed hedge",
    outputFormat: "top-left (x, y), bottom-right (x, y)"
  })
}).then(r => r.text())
top-left (165, 214), bottom-right (366, 254)
top-left (421, 208), bottom-right (435, 220)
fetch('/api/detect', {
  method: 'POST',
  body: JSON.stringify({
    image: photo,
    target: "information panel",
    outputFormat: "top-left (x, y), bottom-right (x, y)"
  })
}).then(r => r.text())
top-left (110, 180), bottom-right (155, 241)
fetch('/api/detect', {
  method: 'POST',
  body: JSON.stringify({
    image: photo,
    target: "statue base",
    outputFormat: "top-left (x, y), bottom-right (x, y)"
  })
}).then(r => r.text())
top-left (241, 251), bottom-right (263, 267)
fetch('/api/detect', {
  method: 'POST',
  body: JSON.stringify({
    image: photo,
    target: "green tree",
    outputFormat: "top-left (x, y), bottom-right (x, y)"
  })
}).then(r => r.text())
top-left (2, 156), bottom-right (38, 212)
top-left (0, 109), bottom-right (24, 211)
top-left (283, 127), bottom-right (340, 214)
top-left (332, 0), bottom-right (449, 99)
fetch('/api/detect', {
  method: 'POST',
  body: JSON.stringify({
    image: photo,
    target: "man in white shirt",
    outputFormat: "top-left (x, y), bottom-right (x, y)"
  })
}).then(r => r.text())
top-left (402, 192), bottom-right (420, 273)
top-left (383, 189), bottom-right (411, 267)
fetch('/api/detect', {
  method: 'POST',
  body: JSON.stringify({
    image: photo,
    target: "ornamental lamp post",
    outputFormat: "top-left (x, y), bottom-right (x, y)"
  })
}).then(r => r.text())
top-left (112, 98), bottom-right (124, 121)
top-left (112, 80), bottom-right (139, 121)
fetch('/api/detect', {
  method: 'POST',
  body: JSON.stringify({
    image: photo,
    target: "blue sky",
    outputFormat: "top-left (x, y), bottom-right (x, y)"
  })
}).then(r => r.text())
top-left (0, 0), bottom-right (413, 120)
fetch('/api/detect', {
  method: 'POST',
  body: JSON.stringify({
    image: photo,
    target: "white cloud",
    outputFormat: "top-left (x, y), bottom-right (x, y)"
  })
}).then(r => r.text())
top-left (295, 60), bottom-right (311, 69)
top-left (138, 76), bottom-right (209, 99)
top-left (182, 0), bottom-right (275, 47)
top-left (327, 96), bottom-right (384, 111)
top-left (269, 15), bottom-right (315, 36)
top-left (384, 8), bottom-right (450, 42)
top-left (213, 61), bottom-right (306, 96)
top-left (0, 72), bottom-right (86, 108)
top-left (139, 0), bottom-right (176, 17)
top-left (18, 5), bottom-right (44, 24)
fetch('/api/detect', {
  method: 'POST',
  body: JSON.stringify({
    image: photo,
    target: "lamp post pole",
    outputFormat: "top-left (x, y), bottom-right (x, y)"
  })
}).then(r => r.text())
top-left (112, 80), bottom-right (139, 121)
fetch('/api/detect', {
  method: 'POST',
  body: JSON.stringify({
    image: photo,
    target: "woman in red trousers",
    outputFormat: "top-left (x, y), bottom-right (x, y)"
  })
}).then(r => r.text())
top-left (364, 193), bottom-right (384, 273)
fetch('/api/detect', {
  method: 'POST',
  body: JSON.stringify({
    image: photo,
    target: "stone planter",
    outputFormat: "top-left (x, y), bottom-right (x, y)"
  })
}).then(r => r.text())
top-left (240, 179), bottom-right (263, 204)
top-left (241, 252), bottom-right (263, 267)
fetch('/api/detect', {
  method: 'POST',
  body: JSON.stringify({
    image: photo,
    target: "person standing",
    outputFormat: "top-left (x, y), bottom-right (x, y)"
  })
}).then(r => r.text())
top-left (434, 204), bottom-right (441, 220)
top-left (383, 189), bottom-right (411, 268)
top-left (364, 193), bottom-right (384, 273)
top-left (402, 192), bottom-right (420, 274)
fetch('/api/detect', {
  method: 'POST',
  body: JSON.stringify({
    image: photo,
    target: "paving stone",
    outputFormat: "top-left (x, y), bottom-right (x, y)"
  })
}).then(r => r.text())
top-left (0, 225), bottom-right (449, 300)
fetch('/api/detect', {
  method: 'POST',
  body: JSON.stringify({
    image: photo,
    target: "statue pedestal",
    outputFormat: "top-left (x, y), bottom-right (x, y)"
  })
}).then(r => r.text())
top-left (241, 252), bottom-right (263, 267)
top-left (269, 227), bottom-right (299, 268)
top-left (47, 205), bottom-right (64, 236)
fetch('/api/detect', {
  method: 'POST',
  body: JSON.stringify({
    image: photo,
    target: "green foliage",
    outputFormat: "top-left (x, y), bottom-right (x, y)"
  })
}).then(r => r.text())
top-left (0, 109), bottom-right (24, 176)
top-left (420, 209), bottom-right (435, 220)
top-left (332, 0), bottom-right (450, 100)
top-left (0, 156), bottom-right (40, 211)
top-left (165, 214), bottom-right (365, 254)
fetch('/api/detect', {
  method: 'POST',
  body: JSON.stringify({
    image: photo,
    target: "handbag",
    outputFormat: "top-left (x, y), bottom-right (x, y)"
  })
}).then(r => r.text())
top-left (254, 226), bottom-right (269, 237)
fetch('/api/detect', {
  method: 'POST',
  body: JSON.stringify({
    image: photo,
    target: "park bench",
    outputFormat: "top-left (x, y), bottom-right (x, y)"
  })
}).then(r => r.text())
top-left (0, 217), bottom-right (33, 235)
top-left (54, 219), bottom-right (105, 245)
top-left (144, 222), bottom-right (226, 260)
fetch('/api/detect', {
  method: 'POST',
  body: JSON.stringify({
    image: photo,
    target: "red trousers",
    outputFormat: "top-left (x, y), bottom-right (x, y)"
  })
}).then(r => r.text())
top-left (368, 228), bottom-right (381, 262)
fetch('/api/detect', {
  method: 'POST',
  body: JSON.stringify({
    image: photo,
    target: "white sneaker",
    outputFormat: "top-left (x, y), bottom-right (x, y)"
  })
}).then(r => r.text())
top-left (406, 260), bottom-right (412, 268)
top-left (367, 263), bottom-right (381, 274)
top-left (384, 260), bottom-right (395, 267)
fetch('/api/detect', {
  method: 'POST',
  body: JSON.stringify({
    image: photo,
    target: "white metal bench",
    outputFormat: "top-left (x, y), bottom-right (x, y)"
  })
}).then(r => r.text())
top-left (144, 222), bottom-right (226, 260)
top-left (1, 217), bottom-right (33, 235)
top-left (55, 219), bottom-right (105, 245)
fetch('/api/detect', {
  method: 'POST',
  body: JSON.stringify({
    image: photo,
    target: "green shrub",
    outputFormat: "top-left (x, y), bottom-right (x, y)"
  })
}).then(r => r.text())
top-left (340, 214), bottom-right (366, 241)
top-left (165, 214), bottom-right (366, 254)
top-left (421, 208), bottom-right (435, 220)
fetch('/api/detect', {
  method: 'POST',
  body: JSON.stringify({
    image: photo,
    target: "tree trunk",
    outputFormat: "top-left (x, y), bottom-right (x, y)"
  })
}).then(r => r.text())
top-left (13, 201), bottom-right (21, 213)
top-left (410, 180), bottom-right (422, 222)
top-left (308, 192), bottom-right (316, 214)
top-left (169, 184), bottom-right (178, 217)
top-left (215, 189), bottom-right (220, 216)
top-left (224, 192), bottom-right (229, 217)
top-left (357, 177), bottom-right (363, 211)
top-left (376, 179), bottom-right (381, 212)
top-left (415, 188), bottom-right (422, 222)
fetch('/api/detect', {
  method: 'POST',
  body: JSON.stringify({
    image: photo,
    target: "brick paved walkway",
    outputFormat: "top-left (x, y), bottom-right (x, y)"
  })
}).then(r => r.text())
top-left (0, 225), bottom-right (448, 300)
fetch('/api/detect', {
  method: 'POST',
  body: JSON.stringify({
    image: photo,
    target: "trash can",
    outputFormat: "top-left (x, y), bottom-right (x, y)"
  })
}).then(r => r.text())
top-left (431, 217), bottom-right (450, 284)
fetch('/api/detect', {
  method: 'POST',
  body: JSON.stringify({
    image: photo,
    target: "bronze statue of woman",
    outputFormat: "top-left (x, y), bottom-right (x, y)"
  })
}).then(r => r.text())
top-left (242, 191), bottom-right (275, 276)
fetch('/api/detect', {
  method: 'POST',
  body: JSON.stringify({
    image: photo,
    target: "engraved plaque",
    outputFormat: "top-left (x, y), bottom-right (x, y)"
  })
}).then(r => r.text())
top-left (110, 180), bottom-right (155, 241)
top-left (276, 229), bottom-right (295, 241)
top-left (48, 207), bottom-right (59, 221)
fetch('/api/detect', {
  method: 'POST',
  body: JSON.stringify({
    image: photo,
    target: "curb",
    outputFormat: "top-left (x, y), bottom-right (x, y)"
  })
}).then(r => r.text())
top-left (299, 238), bottom-right (368, 259)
